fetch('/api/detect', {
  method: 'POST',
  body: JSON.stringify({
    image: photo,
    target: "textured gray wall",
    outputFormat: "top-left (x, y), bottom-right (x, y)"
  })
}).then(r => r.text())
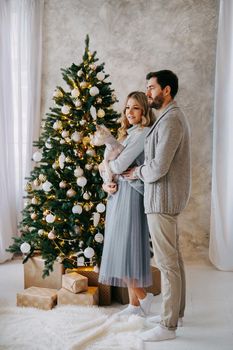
top-left (41, 0), bottom-right (219, 261)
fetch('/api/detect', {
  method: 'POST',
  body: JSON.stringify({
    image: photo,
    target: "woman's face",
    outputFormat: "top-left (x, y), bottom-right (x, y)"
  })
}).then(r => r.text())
top-left (125, 97), bottom-right (143, 126)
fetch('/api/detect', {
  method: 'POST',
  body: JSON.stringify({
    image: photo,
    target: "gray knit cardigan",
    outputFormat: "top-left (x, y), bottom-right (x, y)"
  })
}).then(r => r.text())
top-left (136, 101), bottom-right (191, 214)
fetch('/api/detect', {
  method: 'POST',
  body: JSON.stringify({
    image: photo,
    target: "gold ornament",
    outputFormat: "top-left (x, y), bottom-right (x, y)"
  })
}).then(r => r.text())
top-left (33, 178), bottom-right (41, 187)
top-left (82, 136), bottom-right (90, 146)
top-left (83, 203), bottom-right (91, 211)
top-left (97, 109), bottom-right (105, 118)
top-left (39, 174), bottom-right (46, 182)
top-left (24, 182), bottom-right (32, 192)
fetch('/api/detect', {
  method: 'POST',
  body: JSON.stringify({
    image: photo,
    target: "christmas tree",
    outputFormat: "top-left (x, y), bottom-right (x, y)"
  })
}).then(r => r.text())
top-left (8, 36), bottom-right (119, 276)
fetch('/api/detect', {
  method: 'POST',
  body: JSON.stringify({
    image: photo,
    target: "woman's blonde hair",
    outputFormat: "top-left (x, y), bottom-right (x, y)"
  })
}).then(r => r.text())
top-left (117, 91), bottom-right (154, 140)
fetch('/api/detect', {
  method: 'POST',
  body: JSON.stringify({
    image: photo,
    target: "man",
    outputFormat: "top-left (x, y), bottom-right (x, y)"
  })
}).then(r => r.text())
top-left (124, 70), bottom-right (191, 341)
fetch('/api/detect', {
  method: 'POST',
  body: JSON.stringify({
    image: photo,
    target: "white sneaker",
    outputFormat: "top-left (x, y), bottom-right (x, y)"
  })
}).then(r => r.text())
top-left (140, 324), bottom-right (176, 342)
top-left (117, 304), bottom-right (144, 317)
top-left (139, 293), bottom-right (154, 315)
top-left (148, 315), bottom-right (183, 327)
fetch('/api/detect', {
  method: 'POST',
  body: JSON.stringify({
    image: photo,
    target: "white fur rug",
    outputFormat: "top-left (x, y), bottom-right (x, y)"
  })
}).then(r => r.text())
top-left (0, 305), bottom-right (149, 350)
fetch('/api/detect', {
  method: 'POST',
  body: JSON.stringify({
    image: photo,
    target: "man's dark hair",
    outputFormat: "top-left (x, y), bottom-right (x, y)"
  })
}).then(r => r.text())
top-left (146, 70), bottom-right (179, 98)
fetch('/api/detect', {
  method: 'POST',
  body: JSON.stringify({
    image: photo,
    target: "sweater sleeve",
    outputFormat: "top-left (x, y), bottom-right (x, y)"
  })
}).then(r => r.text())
top-left (137, 117), bottom-right (183, 183)
top-left (109, 129), bottom-right (147, 175)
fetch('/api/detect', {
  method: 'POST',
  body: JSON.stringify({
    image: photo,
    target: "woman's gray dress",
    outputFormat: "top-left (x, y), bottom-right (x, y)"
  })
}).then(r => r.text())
top-left (98, 125), bottom-right (152, 288)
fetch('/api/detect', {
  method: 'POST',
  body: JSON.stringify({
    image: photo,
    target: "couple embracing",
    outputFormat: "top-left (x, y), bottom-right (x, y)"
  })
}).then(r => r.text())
top-left (98, 70), bottom-right (191, 342)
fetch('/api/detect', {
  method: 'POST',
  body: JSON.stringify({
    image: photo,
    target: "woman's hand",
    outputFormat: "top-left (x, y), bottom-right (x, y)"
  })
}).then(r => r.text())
top-left (122, 166), bottom-right (138, 180)
top-left (102, 182), bottom-right (118, 195)
top-left (98, 161), bottom-right (105, 173)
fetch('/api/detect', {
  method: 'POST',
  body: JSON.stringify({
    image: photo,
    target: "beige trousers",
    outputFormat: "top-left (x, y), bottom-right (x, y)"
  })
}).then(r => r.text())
top-left (147, 213), bottom-right (186, 330)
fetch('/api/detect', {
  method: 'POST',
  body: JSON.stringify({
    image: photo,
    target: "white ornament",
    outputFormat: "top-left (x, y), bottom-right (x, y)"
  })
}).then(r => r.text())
top-left (46, 214), bottom-right (55, 223)
top-left (86, 148), bottom-right (96, 157)
top-left (90, 106), bottom-right (97, 120)
top-left (59, 152), bottom-right (66, 169)
top-left (80, 119), bottom-right (86, 125)
top-left (61, 130), bottom-right (69, 138)
top-left (84, 247), bottom-right (95, 259)
top-left (33, 151), bottom-right (42, 162)
top-left (96, 203), bottom-right (106, 213)
top-left (42, 181), bottom-right (52, 192)
top-left (66, 188), bottom-right (76, 197)
top-left (31, 213), bottom-right (37, 220)
top-left (45, 139), bottom-right (52, 149)
top-left (85, 163), bottom-right (93, 170)
top-left (96, 72), bottom-right (105, 81)
top-left (31, 197), bottom-right (38, 205)
top-left (83, 191), bottom-right (90, 200)
top-left (71, 88), bottom-right (80, 98)
top-left (93, 212), bottom-right (101, 227)
top-left (97, 109), bottom-right (105, 118)
top-left (59, 181), bottom-right (67, 188)
top-left (20, 242), bottom-right (31, 254)
top-left (90, 64), bottom-right (96, 70)
top-left (61, 105), bottom-right (71, 115)
top-left (71, 131), bottom-right (82, 142)
top-left (52, 162), bottom-right (59, 169)
top-left (75, 99), bottom-right (82, 108)
top-left (48, 231), bottom-right (56, 240)
top-left (38, 229), bottom-right (44, 236)
top-left (74, 166), bottom-right (84, 177)
top-left (72, 205), bottom-right (82, 214)
top-left (77, 256), bottom-right (85, 266)
top-left (53, 120), bottom-right (62, 130)
top-left (77, 176), bottom-right (87, 187)
top-left (60, 139), bottom-right (65, 144)
top-left (94, 232), bottom-right (104, 243)
top-left (53, 89), bottom-right (63, 98)
top-left (77, 70), bottom-right (83, 77)
top-left (89, 86), bottom-right (99, 96)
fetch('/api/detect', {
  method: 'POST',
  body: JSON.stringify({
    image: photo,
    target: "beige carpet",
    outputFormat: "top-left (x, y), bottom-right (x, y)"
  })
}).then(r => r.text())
top-left (0, 305), bottom-right (147, 350)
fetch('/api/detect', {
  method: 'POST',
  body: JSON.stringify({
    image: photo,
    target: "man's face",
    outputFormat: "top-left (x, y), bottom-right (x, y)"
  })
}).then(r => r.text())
top-left (146, 77), bottom-right (165, 110)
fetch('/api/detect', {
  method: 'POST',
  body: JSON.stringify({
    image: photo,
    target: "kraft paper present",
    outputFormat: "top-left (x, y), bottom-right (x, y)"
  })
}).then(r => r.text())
top-left (17, 286), bottom-right (57, 310)
top-left (65, 267), bottom-right (111, 306)
top-left (62, 272), bottom-right (88, 294)
top-left (24, 255), bottom-right (65, 290)
top-left (112, 266), bottom-right (161, 304)
top-left (57, 287), bottom-right (99, 306)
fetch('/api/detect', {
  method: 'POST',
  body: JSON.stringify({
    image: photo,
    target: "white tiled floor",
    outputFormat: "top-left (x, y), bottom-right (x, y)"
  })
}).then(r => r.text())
top-left (0, 258), bottom-right (233, 350)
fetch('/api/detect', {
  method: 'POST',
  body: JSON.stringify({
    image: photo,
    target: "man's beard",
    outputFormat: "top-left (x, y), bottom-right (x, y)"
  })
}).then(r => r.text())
top-left (149, 93), bottom-right (164, 110)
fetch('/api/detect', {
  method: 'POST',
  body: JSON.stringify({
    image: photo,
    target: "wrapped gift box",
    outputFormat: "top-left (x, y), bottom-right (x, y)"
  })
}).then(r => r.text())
top-left (57, 287), bottom-right (99, 306)
top-left (112, 266), bottom-right (161, 304)
top-left (17, 287), bottom-right (57, 310)
top-left (65, 267), bottom-right (111, 306)
top-left (62, 272), bottom-right (88, 294)
top-left (24, 255), bottom-right (65, 290)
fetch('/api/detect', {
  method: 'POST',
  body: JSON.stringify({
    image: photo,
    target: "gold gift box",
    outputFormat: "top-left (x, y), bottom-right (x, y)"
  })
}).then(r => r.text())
top-left (112, 266), bottom-right (161, 304)
top-left (57, 286), bottom-right (99, 306)
top-left (17, 287), bottom-right (57, 310)
top-left (24, 255), bottom-right (65, 290)
top-left (65, 267), bottom-right (111, 306)
top-left (62, 272), bottom-right (88, 294)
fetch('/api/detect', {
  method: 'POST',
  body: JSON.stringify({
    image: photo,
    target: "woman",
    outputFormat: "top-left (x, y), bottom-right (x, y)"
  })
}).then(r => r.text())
top-left (98, 91), bottom-right (154, 316)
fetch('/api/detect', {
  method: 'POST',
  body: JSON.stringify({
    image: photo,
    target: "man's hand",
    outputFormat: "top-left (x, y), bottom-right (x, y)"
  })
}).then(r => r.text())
top-left (102, 182), bottom-right (118, 195)
top-left (122, 167), bottom-right (138, 180)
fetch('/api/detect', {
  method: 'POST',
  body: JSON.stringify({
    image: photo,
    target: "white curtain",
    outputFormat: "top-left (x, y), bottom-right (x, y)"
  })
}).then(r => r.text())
top-left (209, 0), bottom-right (233, 271)
top-left (0, 0), bottom-right (44, 263)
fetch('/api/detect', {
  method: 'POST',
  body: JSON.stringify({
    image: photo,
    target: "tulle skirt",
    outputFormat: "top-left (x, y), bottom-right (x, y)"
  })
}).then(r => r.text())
top-left (99, 179), bottom-right (152, 288)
